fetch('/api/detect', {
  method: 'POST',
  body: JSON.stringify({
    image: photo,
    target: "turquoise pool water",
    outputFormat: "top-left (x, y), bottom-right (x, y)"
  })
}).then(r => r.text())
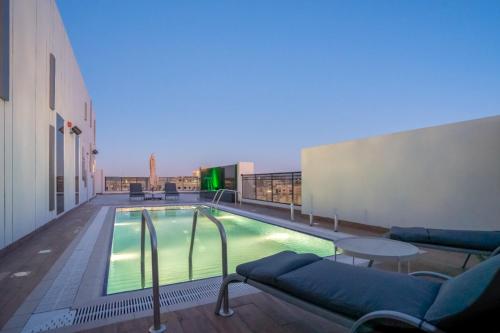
top-left (106, 206), bottom-right (334, 294)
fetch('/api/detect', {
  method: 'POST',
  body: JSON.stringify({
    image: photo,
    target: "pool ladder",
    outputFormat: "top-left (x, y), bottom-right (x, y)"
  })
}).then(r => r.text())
top-left (211, 189), bottom-right (242, 208)
top-left (188, 207), bottom-right (234, 316)
top-left (140, 207), bottom-right (233, 333)
top-left (140, 210), bottom-right (167, 333)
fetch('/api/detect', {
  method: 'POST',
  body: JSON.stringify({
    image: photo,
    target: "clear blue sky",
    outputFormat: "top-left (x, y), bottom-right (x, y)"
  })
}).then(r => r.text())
top-left (57, 0), bottom-right (500, 176)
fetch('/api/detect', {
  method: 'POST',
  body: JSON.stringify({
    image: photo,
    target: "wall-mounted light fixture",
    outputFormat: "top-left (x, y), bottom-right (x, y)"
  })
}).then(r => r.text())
top-left (92, 149), bottom-right (99, 155)
top-left (71, 126), bottom-right (82, 135)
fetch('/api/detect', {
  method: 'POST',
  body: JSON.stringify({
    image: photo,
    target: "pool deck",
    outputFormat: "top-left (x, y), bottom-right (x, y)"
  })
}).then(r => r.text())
top-left (0, 194), bottom-right (475, 333)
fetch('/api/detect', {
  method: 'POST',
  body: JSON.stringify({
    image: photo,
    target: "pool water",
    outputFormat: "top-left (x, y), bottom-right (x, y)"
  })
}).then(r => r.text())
top-left (106, 206), bottom-right (334, 294)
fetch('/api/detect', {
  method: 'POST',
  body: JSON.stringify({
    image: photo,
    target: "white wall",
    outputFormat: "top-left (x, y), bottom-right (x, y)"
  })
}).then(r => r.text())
top-left (301, 116), bottom-right (500, 231)
top-left (95, 169), bottom-right (104, 194)
top-left (237, 162), bottom-right (254, 196)
top-left (0, 0), bottom-right (96, 249)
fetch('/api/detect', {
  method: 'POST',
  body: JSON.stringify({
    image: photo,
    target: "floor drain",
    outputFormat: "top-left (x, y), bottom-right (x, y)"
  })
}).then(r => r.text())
top-left (74, 282), bottom-right (255, 325)
top-left (38, 249), bottom-right (52, 254)
top-left (12, 271), bottom-right (31, 278)
top-left (21, 280), bottom-right (257, 332)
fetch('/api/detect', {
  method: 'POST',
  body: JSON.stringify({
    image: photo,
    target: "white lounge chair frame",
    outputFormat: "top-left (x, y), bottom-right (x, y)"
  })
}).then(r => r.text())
top-left (215, 271), bottom-right (451, 333)
top-left (385, 232), bottom-right (500, 269)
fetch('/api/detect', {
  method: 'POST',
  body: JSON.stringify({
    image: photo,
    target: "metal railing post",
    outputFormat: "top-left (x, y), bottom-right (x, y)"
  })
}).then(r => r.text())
top-left (140, 210), bottom-right (167, 333)
top-left (290, 203), bottom-right (294, 221)
top-left (188, 210), bottom-right (198, 281)
top-left (271, 174), bottom-right (274, 203)
top-left (141, 214), bottom-right (146, 289)
top-left (188, 207), bottom-right (234, 317)
top-left (309, 195), bottom-right (314, 226)
top-left (211, 189), bottom-right (222, 204)
top-left (214, 189), bottom-right (240, 208)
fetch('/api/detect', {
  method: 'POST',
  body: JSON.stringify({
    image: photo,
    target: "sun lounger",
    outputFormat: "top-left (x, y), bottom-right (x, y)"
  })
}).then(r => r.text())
top-left (164, 182), bottom-right (179, 200)
top-left (215, 250), bottom-right (499, 332)
top-left (129, 183), bottom-right (145, 200)
top-left (388, 227), bottom-right (500, 268)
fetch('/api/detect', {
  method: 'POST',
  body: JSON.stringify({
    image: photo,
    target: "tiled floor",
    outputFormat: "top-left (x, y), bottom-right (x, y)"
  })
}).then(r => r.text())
top-left (0, 202), bottom-right (100, 330)
top-left (0, 194), bottom-right (477, 332)
top-left (35, 207), bottom-right (109, 313)
top-left (79, 292), bottom-right (348, 333)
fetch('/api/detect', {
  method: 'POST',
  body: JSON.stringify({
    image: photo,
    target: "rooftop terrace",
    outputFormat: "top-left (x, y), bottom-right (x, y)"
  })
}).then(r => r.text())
top-left (0, 194), bottom-right (476, 333)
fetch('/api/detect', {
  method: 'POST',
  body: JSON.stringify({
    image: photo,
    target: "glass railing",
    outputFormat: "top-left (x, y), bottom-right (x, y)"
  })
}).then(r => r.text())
top-left (242, 172), bottom-right (301, 205)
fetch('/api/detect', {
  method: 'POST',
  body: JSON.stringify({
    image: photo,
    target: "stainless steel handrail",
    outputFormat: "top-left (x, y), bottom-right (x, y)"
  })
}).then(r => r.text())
top-left (140, 210), bottom-right (167, 333)
top-left (214, 189), bottom-right (241, 208)
top-left (188, 207), bottom-right (234, 316)
top-left (211, 189), bottom-right (224, 204)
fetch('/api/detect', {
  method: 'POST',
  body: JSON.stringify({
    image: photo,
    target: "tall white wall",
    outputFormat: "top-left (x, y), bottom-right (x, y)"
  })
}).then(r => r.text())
top-left (0, 0), bottom-right (96, 249)
top-left (95, 169), bottom-right (104, 194)
top-left (301, 116), bottom-right (500, 231)
top-left (237, 162), bottom-right (254, 196)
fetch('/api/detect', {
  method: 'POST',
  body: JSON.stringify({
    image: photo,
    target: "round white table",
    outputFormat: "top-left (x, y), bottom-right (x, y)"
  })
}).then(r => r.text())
top-left (334, 237), bottom-right (420, 273)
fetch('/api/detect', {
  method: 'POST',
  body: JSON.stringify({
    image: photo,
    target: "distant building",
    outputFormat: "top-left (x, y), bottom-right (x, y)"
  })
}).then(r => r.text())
top-left (149, 154), bottom-right (158, 189)
top-left (104, 176), bottom-right (200, 192)
top-left (104, 155), bottom-right (201, 192)
top-left (161, 176), bottom-right (200, 191)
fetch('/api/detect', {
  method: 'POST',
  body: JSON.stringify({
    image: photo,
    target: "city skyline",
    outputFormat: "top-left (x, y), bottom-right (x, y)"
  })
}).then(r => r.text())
top-left (56, 1), bottom-right (500, 176)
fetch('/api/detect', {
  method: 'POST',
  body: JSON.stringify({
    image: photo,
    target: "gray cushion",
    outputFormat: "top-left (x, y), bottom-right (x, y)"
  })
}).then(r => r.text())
top-left (129, 183), bottom-right (143, 193)
top-left (236, 251), bottom-right (321, 287)
top-left (427, 229), bottom-right (500, 252)
top-left (424, 254), bottom-right (500, 332)
top-left (276, 259), bottom-right (441, 319)
top-left (165, 182), bottom-right (178, 193)
top-left (390, 227), bottom-right (430, 243)
top-left (390, 227), bottom-right (500, 252)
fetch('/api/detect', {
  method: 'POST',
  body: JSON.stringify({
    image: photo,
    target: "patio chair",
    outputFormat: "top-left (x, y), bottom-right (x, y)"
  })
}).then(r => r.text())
top-left (215, 250), bottom-right (500, 333)
top-left (129, 183), bottom-right (145, 200)
top-left (388, 227), bottom-right (500, 269)
top-left (164, 182), bottom-right (179, 200)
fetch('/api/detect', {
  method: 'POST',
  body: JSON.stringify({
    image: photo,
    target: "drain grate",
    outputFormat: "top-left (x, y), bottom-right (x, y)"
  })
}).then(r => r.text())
top-left (73, 296), bottom-right (153, 324)
top-left (22, 280), bottom-right (255, 332)
top-left (74, 281), bottom-right (248, 325)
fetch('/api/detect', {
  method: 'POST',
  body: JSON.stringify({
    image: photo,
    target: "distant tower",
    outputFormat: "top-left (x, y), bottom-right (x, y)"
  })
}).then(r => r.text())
top-left (149, 153), bottom-right (158, 189)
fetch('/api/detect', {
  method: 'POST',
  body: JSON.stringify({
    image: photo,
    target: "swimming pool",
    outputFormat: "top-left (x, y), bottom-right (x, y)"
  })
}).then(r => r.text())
top-left (106, 206), bottom-right (334, 294)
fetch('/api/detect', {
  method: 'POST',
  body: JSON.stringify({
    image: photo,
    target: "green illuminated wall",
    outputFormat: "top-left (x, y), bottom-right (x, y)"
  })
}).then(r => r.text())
top-left (201, 167), bottom-right (223, 191)
top-left (200, 165), bottom-right (237, 191)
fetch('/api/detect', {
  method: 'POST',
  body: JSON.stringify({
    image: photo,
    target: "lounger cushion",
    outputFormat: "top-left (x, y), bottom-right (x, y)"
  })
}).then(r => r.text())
top-left (427, 229), bottom-right (500, 252)
top-left (424, 254), bottom-right (500, 332)
top-left (275, 259), bottom-right (441, 319)
top-left (130, 183), bottom-right (143, 193)
top-left (165, 182), bottom-right (179, 194)
top-left (390, 227), bottom-right (430, 243)
top-left (389, 227), bottom-right (500, 252)
top-left (236, 251), bottom-right (321, 287)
